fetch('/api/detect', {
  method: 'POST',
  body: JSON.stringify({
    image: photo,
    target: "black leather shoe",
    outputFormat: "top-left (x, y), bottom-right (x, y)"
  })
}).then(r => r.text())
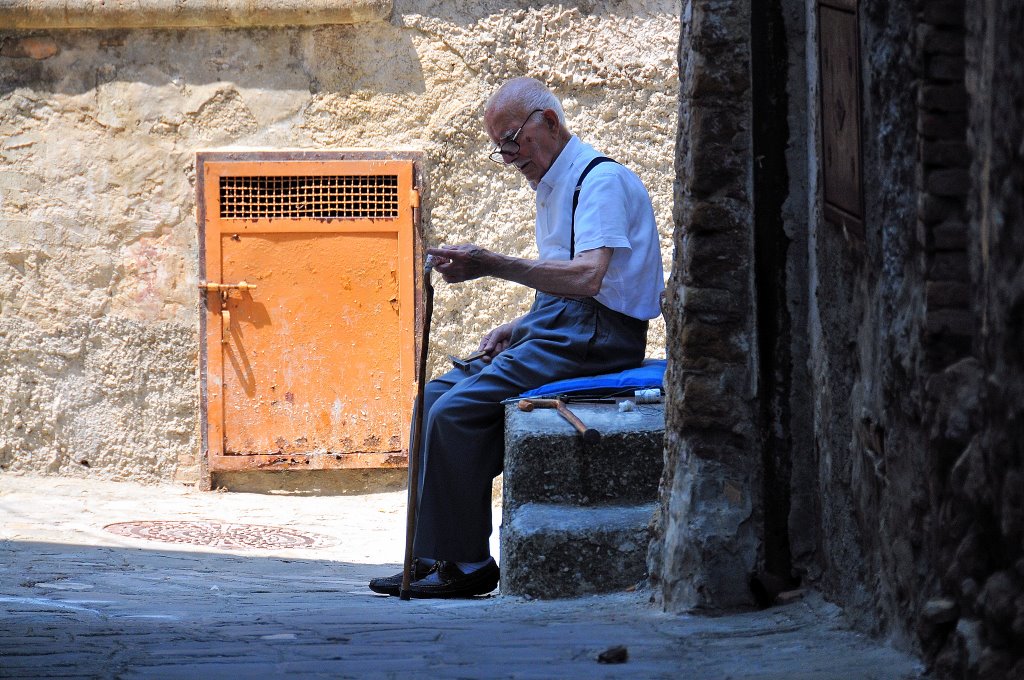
top-left (407, 559), bottom-right (500, 599)
top-left (368, 558), bottom-right (434, 596)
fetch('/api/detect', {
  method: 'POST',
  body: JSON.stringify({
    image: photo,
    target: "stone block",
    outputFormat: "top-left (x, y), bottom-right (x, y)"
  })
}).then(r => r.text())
top-left (691, 0), bottom-right (745, 51)
top-left (684, 111), bottom-right (749, 200)
top-left (503, 403), bottom-right (664, 507)
top-left (923, 1), bottom-right (965, 28)
top-left (919, 84), bottom-right (968, 112)
top-left (927, 251), bottom-right (969, 280)
top-left (919, 111), bottom-right (968, 139)
top-left (682, 230), bottom-right (751, 290)
top-left (926, 309), bottom-right (974, 336)
top-left (680, 286), bottom-right (743, 323)
top-left (921, 140), bottom-right (969, 168)
top-left (927, 281), bottom-right (970, 308)
top-left (932, 220), bottom-right (968, 249)
top-left (926, 168), bottom-right (970, 197)
top-left (682, 198), bottom-right (749, 235)
top-left (918, 193), bottom-right (963, 223)
top-left (500, 503), bottom-right (656, 598)
top-left (926, 55), bottom-right (966, 81)
top-left (979, 570), bottom-right (1020, 627)
top-left (679, 320), bottom-right (749, 363)
top-left (919, 26), bottom-right (966, 56)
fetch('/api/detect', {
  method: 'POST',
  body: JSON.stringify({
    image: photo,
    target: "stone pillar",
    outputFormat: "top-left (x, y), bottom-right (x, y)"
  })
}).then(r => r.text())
top-left (649, 0), bottom-right (761, 611)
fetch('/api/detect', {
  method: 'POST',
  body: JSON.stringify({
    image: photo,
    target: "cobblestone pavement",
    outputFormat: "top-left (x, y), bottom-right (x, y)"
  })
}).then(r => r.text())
top-left (0, 476), bottom-right (924, 679)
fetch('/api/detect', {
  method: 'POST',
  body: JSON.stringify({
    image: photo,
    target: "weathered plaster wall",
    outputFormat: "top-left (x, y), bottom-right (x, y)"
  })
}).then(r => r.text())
top-left (0, 1), bottom-right (679, 483)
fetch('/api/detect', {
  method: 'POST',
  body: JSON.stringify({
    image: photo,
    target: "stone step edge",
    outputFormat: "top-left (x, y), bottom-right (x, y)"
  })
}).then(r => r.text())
top-left (502, 502), bottom-right (658, 536)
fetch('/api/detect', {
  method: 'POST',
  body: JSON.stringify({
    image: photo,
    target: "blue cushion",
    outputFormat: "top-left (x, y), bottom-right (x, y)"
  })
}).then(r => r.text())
top-left (519, 359), bottom-right (667, 398)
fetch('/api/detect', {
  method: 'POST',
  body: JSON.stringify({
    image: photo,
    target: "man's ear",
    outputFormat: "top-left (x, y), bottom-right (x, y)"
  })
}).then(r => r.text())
top-left (541, 109), bottom-right (560, 131)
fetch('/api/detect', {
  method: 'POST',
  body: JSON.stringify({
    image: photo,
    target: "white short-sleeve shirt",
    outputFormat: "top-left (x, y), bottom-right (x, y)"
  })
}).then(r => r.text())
top-left (534, 136), bottom-right (665, 320)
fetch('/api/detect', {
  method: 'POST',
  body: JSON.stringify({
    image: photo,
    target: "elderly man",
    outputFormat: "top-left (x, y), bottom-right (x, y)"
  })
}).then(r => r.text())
top-left (369, 77), bottom-right (664, 598)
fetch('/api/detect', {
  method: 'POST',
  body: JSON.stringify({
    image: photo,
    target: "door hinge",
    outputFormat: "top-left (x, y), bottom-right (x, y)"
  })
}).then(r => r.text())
top-left (410, 188), bottom-right (421, 209)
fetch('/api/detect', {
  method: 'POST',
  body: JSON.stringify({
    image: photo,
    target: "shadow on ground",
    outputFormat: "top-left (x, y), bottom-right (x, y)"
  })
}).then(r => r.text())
top-left (0, 539), bottom-right (924, 679)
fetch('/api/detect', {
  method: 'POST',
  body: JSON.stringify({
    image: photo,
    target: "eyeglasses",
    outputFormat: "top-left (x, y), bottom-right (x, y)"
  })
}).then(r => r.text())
top-left (488, 109), bottom-right (544, 165)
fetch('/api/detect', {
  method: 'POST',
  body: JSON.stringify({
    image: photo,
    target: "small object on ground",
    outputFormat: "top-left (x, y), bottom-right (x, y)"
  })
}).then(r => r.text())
top-left (597, 645), bottom-right (629, 664)
top-left (921, 597), bottom-right (959, 625)
top-left (749, 570), bottom-right (796, 608)
top-left (775, 588), bottom-right (807, 605)
top-left (618, 399), bottom-right (636, 412)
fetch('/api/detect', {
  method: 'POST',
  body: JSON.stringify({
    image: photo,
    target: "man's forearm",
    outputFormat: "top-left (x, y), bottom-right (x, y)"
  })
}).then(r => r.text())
top-left (486, 249), bottom-right (610, 297)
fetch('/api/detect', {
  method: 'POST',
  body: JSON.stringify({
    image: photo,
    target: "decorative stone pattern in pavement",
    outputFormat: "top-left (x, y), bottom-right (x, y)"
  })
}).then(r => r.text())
top-left (104, 520), bottom-right (332, 550)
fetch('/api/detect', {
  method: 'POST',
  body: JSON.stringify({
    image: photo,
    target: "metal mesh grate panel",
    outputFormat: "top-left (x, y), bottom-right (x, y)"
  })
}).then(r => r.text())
top-left (219, 175), bottom-right (400, 219)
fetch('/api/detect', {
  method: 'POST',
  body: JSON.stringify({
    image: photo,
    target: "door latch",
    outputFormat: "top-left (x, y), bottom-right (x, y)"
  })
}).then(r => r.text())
top-left (199, 281), bottom-right (257, 342)
top-left (198, 281), bottom-right (257, 294)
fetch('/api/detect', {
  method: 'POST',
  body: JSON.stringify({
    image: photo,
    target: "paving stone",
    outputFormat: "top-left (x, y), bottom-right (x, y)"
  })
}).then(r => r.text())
top-left (0, 475), bottom-right (924, 679)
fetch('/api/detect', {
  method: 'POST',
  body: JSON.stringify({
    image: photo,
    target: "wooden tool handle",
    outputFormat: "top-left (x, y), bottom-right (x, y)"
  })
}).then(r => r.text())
top-left (554, 400), bottom-right (601, 444)
top-left (518, 398), bottom-right (601, 443)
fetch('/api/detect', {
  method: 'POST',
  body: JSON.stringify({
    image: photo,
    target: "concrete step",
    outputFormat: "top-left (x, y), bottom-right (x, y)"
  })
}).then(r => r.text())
top-left (500, 502), bottom-right (658, 599)
top-left (503, 402), bottom-right (664, 507)
top-left (501, 401), bottom-right (665, 598)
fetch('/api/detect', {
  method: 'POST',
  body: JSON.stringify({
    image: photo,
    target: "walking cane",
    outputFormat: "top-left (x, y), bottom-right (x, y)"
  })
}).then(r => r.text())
top-left (400, 254), bottom-right (435, 601)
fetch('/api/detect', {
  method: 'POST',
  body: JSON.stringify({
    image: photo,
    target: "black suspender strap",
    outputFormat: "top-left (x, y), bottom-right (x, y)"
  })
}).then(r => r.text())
top-left (570, 156), bottom-right (617, 260)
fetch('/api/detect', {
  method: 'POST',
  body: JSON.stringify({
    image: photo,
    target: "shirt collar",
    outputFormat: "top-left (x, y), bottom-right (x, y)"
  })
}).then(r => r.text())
top-left (536, 135), bottom-right (584, 192)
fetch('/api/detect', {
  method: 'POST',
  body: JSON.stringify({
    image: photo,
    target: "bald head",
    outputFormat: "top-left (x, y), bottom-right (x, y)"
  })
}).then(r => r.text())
top-left (484, 78), bottom-right (572, 187)
top-left (485, 77), bottom-right (566, 127)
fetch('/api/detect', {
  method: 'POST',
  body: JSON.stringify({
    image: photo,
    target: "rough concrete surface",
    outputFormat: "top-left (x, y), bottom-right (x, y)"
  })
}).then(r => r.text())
top-left (502, 502), bottom-right (656, 599)
top-left (0, 0), bottom-right (393, 29)
top-left (0, 474), bottom-right (925, 678)
top-left (503, 402), bottom-right (664, 507)
top-left (502, 402), bottom-right (663, 599)
top-left (0, 1), bottom-right (678, 483)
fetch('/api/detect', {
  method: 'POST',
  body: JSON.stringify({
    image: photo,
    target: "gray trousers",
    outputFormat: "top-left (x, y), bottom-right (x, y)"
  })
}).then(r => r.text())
top-left (412, 292), bottom-right (649, 563)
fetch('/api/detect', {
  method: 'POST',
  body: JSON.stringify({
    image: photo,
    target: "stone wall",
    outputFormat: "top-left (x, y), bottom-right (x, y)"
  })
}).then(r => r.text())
top-left (0, 1), bottom-right (680, 483)
top-left (922, 2), bottom-right (1024, 677)
top-left (653, 0), bottom-right (1021, 674)
top-left (808, 0), bottom-right (927, 637)
top-left (916, 0), bottom-right (971, 370)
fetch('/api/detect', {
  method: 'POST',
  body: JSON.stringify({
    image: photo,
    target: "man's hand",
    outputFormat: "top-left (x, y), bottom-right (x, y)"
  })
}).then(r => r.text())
top-left (427, 244), bottom-right (491, 284)
top-left (478, 321), bottom-right (516, 363)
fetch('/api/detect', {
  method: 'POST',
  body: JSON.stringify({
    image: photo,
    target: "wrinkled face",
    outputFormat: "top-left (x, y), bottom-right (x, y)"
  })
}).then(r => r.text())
top-left (484, 105), bottom-right (564, 187)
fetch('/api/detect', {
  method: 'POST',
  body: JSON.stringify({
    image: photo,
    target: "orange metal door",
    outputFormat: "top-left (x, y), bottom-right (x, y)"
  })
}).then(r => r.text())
top-left (197, 155), bottom-right (419, 473)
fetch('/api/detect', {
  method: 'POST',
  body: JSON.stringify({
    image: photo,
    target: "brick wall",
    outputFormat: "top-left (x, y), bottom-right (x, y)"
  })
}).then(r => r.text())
top-left (916, 0), bottom-right (972, 369)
